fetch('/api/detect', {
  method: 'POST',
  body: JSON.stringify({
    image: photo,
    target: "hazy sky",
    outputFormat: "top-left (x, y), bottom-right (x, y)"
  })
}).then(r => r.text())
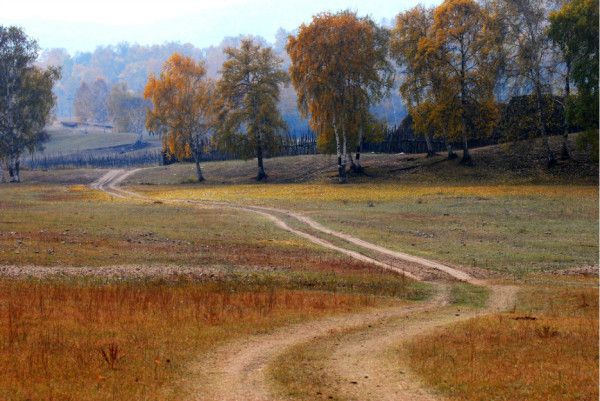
top-left (3, 0), bottom-right (440, 53)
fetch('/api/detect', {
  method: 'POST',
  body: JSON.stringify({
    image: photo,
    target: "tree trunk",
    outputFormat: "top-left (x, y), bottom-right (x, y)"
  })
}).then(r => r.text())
top-left (459, 42), bottom-right (472, 166)
top-left (460, 133), bottom-right (472, 165)
top-left (194, 160), bottom-right (204, 182)
top-left (424, 132), bottom-right (436, 157)
top-left (347, 152), bottom-right (355, 170)
top-left (190, 134), bottom-right (205, 182)
top-left (341, 128), bottom-right (348, 183)
top-left (459, 101), bottom-right (472, 165)
top-left (256, 133), bottom-right (267, 181)
top-left (561, 61), bottom-right (571, 160)
top-left (351, 128), bottom-right (364, 174)
top-left (446, 140), bottom-right (457, 160)
top-left (192, 151), bottom-right (204, 182)
top-left (334, 123), bottom-right (347, 184)
top-left (8, 161), bottom-right (14, 182)
top-left (534, 79), bottom-right (556, 167)
top-left (14, 159), bottom-right (20, 183)
top-left (9, 156), bottom-right (20, 183)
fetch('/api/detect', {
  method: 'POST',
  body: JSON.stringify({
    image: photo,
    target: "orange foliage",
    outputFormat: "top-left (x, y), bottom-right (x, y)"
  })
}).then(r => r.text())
top-left (392, 0), bottom-right (501, 154)
top-left (287, 11), bottom-right (392, 170)
top-left (144, 53), bottom-right (215, 175)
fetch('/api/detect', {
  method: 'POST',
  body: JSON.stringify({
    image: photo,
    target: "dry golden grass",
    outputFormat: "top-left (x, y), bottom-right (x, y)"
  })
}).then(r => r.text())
top-left (0, 278), bottom-right (388, 401)
top-left (136, 183), bottom-right (598, 274)
top-left (139, 183), bottom-right (598, 205)
top-left (406, 279), bottom-right (599, 401)
top-left (0, 185), bottom-right (374, 273)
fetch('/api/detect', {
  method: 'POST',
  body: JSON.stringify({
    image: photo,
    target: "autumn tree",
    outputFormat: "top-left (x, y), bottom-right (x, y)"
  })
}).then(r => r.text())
top-left (415, 0), bottom-right (501, 165)
top-left (549, 0), bottom-right (599, 160)
top-left (109, 83), bottom-right (149, 142)
top-left (287, 11), bottom-right (393, 182)
top-left (392, 5), bottom-right (473, 160)
top-left (74, 81), bottom-right (93, 123)
top-left (215, 39), bottom-right (288, 180)
top-left (0, 26), bottom-right (59, 182)
top-left (392, 5), bottom-right (443, 158)
top-left (502, 0), bottom-right (560, 166)
top-left (144, 53), bottom-right (215, 182)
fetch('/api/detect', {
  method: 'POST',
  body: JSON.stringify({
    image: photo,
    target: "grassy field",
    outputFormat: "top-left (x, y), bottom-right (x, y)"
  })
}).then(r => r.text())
top-left (0, 184), bottom-right (433, 296)
top-left (36, 125), bottom-right (161, 156)
top-left (122, 135), bottom-right (598, 276)
top-left (0, 183), bottom-right (432, 400)
top-left (20, 168), bottom-right (104, 184)
top-left (0, 278), bottom-right (396, 401)
top-left (134, 183), bottom-right (598, 276)
top-left (1, 134), bottom-right (597, 401)
top-left (406, 277), bottom-right (599, 401)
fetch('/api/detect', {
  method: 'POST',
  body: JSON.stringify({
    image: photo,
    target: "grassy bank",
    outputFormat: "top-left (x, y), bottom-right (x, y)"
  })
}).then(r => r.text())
top-left (0, 185), bottom-right (360, 272)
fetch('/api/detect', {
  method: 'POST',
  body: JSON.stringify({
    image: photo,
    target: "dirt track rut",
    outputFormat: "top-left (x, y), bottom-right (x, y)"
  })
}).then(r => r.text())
top-left (91, 169), bottom-right (516, 401)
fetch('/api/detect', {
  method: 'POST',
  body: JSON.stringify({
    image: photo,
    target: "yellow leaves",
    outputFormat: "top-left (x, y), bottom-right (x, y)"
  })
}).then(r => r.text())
top-left (288, 11), bottom-right (391, 153)
top-left (144, 53), bottom-right (215, 160)
top-left (393, 0), bottom-right (501, 143)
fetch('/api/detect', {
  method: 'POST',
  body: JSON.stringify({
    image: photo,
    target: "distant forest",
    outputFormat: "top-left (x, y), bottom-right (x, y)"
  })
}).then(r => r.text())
top-left (37, 29), bottom-right (406, 135)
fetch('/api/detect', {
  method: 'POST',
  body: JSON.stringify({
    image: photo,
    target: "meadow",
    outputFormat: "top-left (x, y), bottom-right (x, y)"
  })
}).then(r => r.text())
top-left (407, 277), bottom-right (599, 401)
top-left (1, 140), bottom-right (597, 401)
top-left (36, 125), bottom-right (161, 156)
top-left (134, 182), bottom-right (598, 276)
top-left (0, 181), bottom-right (429, 400)
top-left (0, 278), bottom-right (392, 401)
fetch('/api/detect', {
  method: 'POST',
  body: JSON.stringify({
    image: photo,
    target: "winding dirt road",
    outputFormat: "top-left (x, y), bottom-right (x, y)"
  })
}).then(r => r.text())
top-left (91, 169), bottom-right (516, 401)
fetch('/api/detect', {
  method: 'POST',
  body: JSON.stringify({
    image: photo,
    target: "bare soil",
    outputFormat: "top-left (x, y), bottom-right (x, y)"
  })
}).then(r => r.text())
top-left (90, 169), bottom-right (517, 401)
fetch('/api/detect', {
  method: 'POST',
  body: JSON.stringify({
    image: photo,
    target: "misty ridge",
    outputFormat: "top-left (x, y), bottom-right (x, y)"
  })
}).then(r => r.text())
top-left (37, 28), bottom-right (405, 135)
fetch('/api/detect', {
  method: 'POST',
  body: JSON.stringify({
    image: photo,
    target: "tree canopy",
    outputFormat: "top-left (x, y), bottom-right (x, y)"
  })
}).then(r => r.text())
top-left (549, 0), bottom-right (599, 159)
top-left (215, 39), bottom-right (288, 180)
top-left (108, 83), bottom-right (150, 142)
top-left (144, 53), bottom-right (215, 181)
top-left (287, 11), bottom-right (392, 182)
top-left (0, 26), bottom-right (59, 182)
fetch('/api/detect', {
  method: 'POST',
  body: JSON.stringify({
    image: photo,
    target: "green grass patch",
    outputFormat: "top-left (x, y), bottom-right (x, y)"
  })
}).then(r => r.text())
top-left (449, 283), bottom-right (489, 308)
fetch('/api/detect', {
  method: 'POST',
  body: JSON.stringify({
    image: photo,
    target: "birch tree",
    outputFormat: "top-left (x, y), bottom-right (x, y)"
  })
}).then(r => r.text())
top-left (420, 0), bottom-right (502, 165)
top-left (74, 82), bottom-right (93, 123)
top-left (549, 0), bottom-right (599, 160)
top-left (144, 53), bottom-right (215, 182)
top-left (502, 0), bottom-right (560, 166)
top-left (287, 11), bottom-right (392, 182)
top-left (391, 5), bottom-right (446, 158)
top-left (0, 26), bottom-right (58, 183)
top-left (216, 39), bottom-right (288, 180)
top-left (108, 83), bottom-right (149, 142)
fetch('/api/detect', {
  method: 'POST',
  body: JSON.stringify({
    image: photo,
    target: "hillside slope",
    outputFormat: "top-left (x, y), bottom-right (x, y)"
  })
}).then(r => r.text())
top-left (125, 135), bottom-right (598, 186)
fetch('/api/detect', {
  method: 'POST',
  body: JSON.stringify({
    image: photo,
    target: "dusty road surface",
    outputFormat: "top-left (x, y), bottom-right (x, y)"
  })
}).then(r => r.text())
top-left (91, 169), bottom-right (516, 401)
